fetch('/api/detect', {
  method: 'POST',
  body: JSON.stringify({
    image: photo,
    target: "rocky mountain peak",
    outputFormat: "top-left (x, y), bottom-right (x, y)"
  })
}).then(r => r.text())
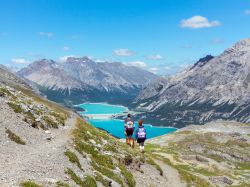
top-left (190, 55), bottom-right (214, 70)
top-left (28, 59), bottom-right (56, 69)
top-left (66, 56), bottom-right (95, 64)
top-left (222, 38), bottom-right (250, 55)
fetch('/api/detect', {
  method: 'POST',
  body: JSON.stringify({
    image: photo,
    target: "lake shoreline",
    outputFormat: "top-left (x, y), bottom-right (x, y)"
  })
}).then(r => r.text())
top-left (77, 102), bottom-right (177, 139)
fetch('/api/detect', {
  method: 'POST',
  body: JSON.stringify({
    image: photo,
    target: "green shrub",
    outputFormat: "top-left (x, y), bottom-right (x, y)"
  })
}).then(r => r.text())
top-left (146, 158), bottom-right (163, 176)
top-left (6, 129), bottom-right (26, 145)
top-left (7, 102), bottom-right (22, 113)
top-left (92, 162), bottom-right (123, 186)
top-left (65, 168), bottom-right (97, 187)
top-left (65, 168), bottom-right (84, 186)
top-left (95, 173), bottom-right (111, 187)
top-left (50, 111), bottom-right (67, 125)
top-left (0, 87), bottom-right (12, 96)
top-left (64, 150), bottom-right (83, 170)
top-left (21, 181), bottom-right (43, 187)
top-left (83, 176), bottom-right (97, 187)
top-left (43, 115), bottom-right (58, 128)
top-left (118, 164), bottom-right (136, 187)
top-left (56, 181), bottom-right (71, 187)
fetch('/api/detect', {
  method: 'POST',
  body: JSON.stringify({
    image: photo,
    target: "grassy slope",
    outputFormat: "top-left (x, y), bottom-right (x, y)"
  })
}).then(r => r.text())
top-left (146, 129), bottom-right (250, 187)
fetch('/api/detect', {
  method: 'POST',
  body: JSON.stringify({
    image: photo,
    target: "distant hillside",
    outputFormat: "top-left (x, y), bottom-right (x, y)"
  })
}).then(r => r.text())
top-left (134, 39), bottom-right (250, 127)
top-left (18, 57), bottom-right (158, 106)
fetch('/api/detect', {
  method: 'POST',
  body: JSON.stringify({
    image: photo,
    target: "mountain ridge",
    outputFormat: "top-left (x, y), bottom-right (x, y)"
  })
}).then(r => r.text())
top-left (18, 57), bottom-right (158, 105)
top-left (134, 38), bottom-right (250, 127)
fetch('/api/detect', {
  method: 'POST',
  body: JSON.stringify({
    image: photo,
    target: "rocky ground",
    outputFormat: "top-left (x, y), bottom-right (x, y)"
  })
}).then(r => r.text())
top-left (149, 121), bottom-right (250, 187)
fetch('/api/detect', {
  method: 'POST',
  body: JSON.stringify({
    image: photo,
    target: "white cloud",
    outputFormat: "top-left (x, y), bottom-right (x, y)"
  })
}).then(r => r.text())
top-left (128, 61), bottom-right (147, 68)
top-left (113, 49), bottom-right (134, 56)
top-left (11, 58), bottom-right (29, 64)
top-left (245, 10), bottom-right (250, 15)
top-left (148, 67), bottom-right (159, 74)
top-left (180, 15), bottom-right (221, 29)
top-left (146, 54), bottom-right (163, 60)
top-left (62, 46), bottom-right (70, 51)
top-left (59, 55), bottom-right (75, 63)
top-left (38, 32), bottom-right (53, 37)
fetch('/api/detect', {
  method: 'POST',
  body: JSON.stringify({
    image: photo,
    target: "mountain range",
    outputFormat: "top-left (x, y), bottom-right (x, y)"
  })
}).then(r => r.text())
top-left (18, 57), bottom-right (158, 106)
top-left (134, 39), bottom-right (250, 127)
top-left (1, 64), bottom-right (250, 187)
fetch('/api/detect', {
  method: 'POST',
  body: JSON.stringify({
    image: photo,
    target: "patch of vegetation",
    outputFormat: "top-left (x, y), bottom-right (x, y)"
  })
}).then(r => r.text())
top-left (24, 111), bottom-right (36, 123)
top-left (146, 157), bottom-right (163, 176)
top-left (21, 181), bottom-right (43, 187)
top-left (83, 176), bottom-right (97, 187)
top-left (154, 155), bottom-right (211, 187)
top-left (7, 102), bottom-right (22, 113)
top-left (193, 166), bottom-right (223, 177)
top-left (6, 129), bottom-right (26, 145)
top-left (65, 168), bottom-right (98, 187)
top-left (56, 181), bottom-right (71, 187)
top-left (64, 150), bottom-right (83, 170)
top-left (229, 183), bottom-right (250, 187)
top-left (175, 131), bottom-right (192, 135)
top-left (72, 118), bottom-right (140, 187)
top-left (235, 162), bottom-right (250, 170)
top-left (33, 108), bottom-right (43, 115)
top-left (92, 162), bottom-right (123, 186)
top-left (206, 154), bottom-right (225, 163)
top-left (16, 86), bottom-right (70, 117)
top-left (50, 111), bottom-right (67, 125)
top-left (103, 144), bottom-right (118, 153)
top-left (65, 168), bottom-right (84, 186)
top-left (118, 163), bottom-right (136, 187)
top-left (73, 120), bottom-right (115, 170)
top-left (43, 115), bottom-right (58, 128)
top-left (0, 87), bottom-right (12, 96)
top-left (74, 141), bottom-right (112, 169)
top-left (95, 172), bottom-right (111, 187)
top-left (226, 139), bottom-right (250, 148)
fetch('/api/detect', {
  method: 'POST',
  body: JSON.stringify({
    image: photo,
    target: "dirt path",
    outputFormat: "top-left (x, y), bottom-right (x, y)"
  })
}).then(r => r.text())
top-left (155, 160), bottom-right (186, 187)
top-left (0, 99), bottom-right (78, 187)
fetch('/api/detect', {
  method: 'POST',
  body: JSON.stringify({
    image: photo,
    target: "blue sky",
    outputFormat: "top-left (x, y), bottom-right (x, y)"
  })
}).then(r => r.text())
top-left (0, 0), bottom-right (250, 75)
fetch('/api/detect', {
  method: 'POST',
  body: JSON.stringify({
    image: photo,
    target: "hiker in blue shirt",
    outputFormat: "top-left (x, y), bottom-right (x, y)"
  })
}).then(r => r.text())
top-left (135, 119), bottom-right (146, 152)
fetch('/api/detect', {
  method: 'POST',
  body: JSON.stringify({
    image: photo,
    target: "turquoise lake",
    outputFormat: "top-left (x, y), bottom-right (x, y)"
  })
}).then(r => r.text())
top-left (78, 103), bottom-right (127, 114)
top-left (78, 103), bottom-right (177, 139)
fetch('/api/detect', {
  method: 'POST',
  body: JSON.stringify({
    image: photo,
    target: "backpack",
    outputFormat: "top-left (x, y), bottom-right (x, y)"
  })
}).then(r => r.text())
top-left (137, 127), bottom-right (146, 139)
top-left (126, 118), bottom-right (134, 130)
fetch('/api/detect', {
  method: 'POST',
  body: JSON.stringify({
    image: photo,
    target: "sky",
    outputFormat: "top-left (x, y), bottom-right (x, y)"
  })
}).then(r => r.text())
top-left (0, 0), bottom-right (250, 75)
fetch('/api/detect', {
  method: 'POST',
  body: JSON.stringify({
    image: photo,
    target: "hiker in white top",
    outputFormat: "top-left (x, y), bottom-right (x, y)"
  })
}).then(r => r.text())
top-left (124, 114), bottom-right (135, 147)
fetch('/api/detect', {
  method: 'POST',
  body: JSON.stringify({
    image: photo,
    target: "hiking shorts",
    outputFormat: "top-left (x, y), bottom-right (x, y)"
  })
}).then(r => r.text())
top-left (126, 128), bottom-right (134, 136)
top-left (137, 138), bottom-right (145, 145)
